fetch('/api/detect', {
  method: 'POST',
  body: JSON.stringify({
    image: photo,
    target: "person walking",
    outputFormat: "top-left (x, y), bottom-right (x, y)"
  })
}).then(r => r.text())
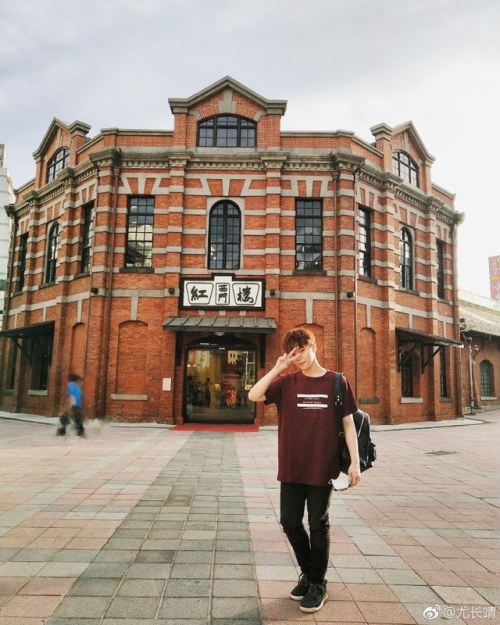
top-left (56, 373), bottom-right (85, 437)
top-left (248, 327), bottom-right (361, 613)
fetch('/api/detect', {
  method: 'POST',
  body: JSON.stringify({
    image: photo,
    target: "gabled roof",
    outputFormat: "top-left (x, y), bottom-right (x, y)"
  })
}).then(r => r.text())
top-left (392, 120), bottom-right (435, 164)
top-left (33, 118), bottom-right (91, 160)
top-left (168, 76), bottom-right (287, 116)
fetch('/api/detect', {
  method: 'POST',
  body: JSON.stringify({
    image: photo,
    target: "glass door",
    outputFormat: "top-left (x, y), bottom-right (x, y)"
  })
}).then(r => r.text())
top-left (184, 338), bottom-right (256, 423)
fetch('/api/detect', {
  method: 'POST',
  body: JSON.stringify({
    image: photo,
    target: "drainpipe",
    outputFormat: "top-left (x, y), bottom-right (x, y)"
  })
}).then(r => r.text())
top-left (451, 214), bottom-right (465, 417)
top-left (331, 166), bottom-right (340, 371)
top-left (82, 163), bottom-right (100, 385)
top-left (351, 164), bottom-right (362, 398)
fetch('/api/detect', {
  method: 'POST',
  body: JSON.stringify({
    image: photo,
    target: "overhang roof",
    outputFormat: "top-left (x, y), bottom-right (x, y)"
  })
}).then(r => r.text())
top-left (396, 327), bottom-right (462, 347)
top-left (459, 304), bottom-right (500, 338)
top-left (0, 321), bottom-right (55, 339)
top-left (163, 316), bottom-right (276, 334)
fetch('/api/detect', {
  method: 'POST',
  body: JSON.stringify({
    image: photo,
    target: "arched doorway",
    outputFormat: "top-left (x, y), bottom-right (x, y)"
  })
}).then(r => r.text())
top-left (184, 335), bottom-right (257, 424)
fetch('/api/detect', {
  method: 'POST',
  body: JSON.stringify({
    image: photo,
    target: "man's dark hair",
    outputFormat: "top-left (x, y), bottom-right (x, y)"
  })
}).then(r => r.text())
top-left (282, 327), bottom-right (316, 353)
top-left (68, 373), bottom-right (82, 382)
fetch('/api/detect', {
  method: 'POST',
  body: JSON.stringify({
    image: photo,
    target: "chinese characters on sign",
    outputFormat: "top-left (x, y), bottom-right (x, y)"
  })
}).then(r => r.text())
top-left (181, 275), bottom-right (264, 309)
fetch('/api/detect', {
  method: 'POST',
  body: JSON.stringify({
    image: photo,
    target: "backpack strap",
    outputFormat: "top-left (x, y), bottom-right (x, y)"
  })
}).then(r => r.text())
top-left (333, 371), bottom-right (344, 431)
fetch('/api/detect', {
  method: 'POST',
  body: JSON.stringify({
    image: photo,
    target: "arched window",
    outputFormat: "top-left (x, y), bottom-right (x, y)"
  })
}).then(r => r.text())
top-left (47, 148), bottom-right (69, 183)
top-left (45, 222), bottom-right (59, 284)
top-left (208, 201), bottom-right (241, 270)
top-left (480, 361), bottom-right (494, 397)
top-left (399, 227), bottom-right (413, 290)
top-left (392, 151), bottom-right (418, 186)
top-left (198, 115), bottom-right (256, 147)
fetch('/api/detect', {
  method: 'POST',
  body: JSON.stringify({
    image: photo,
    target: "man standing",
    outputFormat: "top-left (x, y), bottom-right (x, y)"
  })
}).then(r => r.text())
top-left (248, 327), bottom-right (360, 613)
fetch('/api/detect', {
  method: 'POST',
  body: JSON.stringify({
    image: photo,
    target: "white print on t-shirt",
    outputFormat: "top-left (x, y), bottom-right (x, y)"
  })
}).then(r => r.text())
top-left (296, 393), bottom-right (328, 409)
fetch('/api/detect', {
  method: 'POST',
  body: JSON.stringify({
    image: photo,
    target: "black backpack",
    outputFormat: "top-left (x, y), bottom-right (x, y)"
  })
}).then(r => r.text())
top-left (334, 372), bottom-right (376, 473)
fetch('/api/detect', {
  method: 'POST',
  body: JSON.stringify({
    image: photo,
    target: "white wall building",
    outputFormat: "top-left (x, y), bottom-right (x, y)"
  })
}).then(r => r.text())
top-left (0, 145), bottom-right (15, 319)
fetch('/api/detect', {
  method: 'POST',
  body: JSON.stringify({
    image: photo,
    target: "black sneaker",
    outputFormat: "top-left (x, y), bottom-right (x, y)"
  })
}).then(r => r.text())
top-left (56, 427), bottom-right (66, 436)
top-left (299, 582), bottom-right (328, 613)
top-left (290, 573), bottom-right (309, 600)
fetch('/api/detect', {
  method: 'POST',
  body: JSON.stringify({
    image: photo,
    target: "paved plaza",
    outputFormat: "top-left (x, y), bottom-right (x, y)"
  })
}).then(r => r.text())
top-left (0, 410), bottom-right (498, 625)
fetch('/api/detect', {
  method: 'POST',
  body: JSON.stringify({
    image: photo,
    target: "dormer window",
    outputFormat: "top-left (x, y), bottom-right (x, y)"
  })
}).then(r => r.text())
top-left (198, 115), bottom-right (256, 148)
top-left (47, 147), bottom-right (69, 183)
top-left (392, 151), bottom-right (418, 186)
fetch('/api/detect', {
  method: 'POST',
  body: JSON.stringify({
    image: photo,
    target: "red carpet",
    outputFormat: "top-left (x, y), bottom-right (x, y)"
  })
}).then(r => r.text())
top-left (172, 424), bottom-right (259, 432)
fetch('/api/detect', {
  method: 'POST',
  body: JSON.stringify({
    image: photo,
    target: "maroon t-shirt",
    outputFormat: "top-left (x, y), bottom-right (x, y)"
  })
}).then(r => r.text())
top-left (265, 370), bottom-right (358, 487)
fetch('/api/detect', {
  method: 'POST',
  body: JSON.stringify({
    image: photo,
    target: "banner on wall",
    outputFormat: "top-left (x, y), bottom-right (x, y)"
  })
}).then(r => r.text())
top-left (489, 256), bottom-right (500, 301)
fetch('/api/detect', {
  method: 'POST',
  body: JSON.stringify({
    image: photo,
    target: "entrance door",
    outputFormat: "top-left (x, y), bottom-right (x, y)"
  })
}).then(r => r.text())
top-left (184, 336), bottom-right (256, 424)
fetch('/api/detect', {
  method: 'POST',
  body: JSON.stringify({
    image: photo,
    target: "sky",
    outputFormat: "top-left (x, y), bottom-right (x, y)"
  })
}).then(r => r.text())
top-left (1, 0), bottom-right (499, 299)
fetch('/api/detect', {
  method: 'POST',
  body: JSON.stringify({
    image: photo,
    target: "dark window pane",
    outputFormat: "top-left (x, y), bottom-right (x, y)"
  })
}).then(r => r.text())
top-left (208, 201), bottom-right (241, 269)
top-left (126, 197), bottom-right (154, 267)
top-left (295, 199), bottom-right (323, 271)
top-left (197, 115), bottom-right (256, 148)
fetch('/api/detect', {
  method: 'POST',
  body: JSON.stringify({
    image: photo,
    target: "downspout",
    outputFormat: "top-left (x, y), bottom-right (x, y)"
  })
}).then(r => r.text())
top-left (331, 164), bottom-right (340, 371)
top-left (97, 148), bottom-right (121, 419)
top-left (452, 214), bottom-right (465, 416)
top-left (82, 163), bottom-right (100, 385)
top-left (351, 164), bottom-right (362, 397)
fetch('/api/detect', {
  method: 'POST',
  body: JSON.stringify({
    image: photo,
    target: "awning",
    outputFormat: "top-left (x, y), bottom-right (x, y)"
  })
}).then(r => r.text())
top-left (163, 316), bottom-right (276, 334)
top-left (396, 327), bottom-right (462, 372)
top-left (396, 327), bottom-right (462, 347)
top-left (0, 321), bottom-right (55, 339)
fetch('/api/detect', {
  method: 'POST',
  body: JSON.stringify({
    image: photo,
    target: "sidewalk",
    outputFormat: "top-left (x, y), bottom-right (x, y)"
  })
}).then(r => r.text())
top-left (0, 411), bottom-right (498, 625)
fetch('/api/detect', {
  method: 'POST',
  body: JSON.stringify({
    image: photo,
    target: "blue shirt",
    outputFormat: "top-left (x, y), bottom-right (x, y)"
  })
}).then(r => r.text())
top-left (68, 381), bottom-right (82, 408)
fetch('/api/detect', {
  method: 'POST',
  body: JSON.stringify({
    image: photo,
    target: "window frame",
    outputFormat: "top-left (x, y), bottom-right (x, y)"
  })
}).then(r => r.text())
top-left (295, 199), bottom-right (323, 272)
top-left (197, 115), bottom-right (257, 148)
top-left (358, 206), bottom-right (372, 278)
top-left (17, 232), bottom-right (29, 292)
top-left (207, 200), bottom-right (241, 270)
top-left (125, 196), bottom-right (155, 269)
top-left (46, 147), bottom-right (69, 183)
top-left (439, 347), bottom-right (449, 398)
top-left (392, 151), bottom-right (418, 186)
top-left (401, 350), bottom-right (414, 397)
top-left (480, 361), bottom-right (494, 397)
top-left (30, 335), bottom-right (52, 391)
top-left (44, 221), bottom-right (59, 284)
top-left (436, 239), bottom-right (445, 299)
top-left (80, 202), bottom-right (95, 274)
top-left (399, 227), bottom-right (413, 290)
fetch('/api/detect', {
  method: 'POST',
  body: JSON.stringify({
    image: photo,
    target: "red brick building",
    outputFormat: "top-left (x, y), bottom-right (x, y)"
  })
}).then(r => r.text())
top-left (459, 291), bottom-right (500, 414)
top-left (0, 77), bottom-right (464, 425)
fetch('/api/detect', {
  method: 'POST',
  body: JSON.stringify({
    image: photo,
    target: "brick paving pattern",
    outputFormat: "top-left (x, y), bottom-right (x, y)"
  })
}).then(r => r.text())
top-left (0, 411), bottom-right (499, 624)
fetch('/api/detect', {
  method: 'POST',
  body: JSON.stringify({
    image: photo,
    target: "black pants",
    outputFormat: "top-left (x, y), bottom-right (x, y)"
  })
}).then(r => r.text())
top-left (60, 407), bottom-right (84, 432)
top-left (280, 482), bottom-right (333, 584)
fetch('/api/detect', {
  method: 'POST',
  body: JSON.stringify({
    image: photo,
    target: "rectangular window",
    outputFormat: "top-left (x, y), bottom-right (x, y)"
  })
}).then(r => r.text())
top-left (6, 342), bottom-right (17, 390)
top-left (401, 355), bottom-right (413, 397)
top-left (126, 196), bottom-right (154, 268)
top-left (30, 335), bottom-right (52, 391)
top-left (439, 348), bottom-right (448, 397)
top-left (80, 202), bottom-right (94, 274)
top-left (17, 232), bottom-right (28, 292)
top-left (358, 207), bottom-right (371, 278)
top-left (437, 240), bottom-right (445, 299)
top-left (295, 199), bottom-right (323, 271)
